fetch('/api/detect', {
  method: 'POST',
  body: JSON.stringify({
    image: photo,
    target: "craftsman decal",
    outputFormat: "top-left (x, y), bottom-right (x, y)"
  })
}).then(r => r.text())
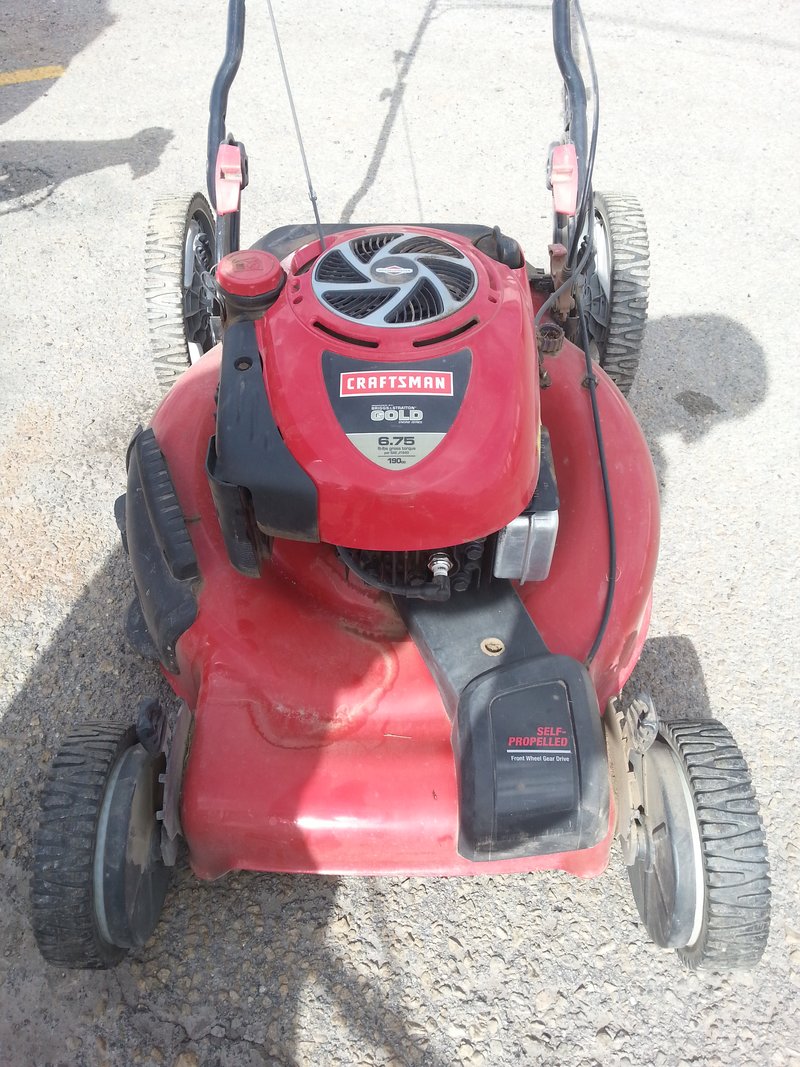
top-left (340, 371), bottom-right (454, 397)
top-left (322, 350), bottom-right (471, 471)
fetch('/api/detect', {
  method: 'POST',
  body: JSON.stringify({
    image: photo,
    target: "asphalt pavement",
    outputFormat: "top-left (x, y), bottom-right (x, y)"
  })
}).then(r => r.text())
top-left (1, 1), bottom-right (799, 1065)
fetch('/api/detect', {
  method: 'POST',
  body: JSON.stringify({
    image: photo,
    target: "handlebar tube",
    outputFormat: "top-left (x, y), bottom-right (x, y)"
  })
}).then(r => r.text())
top-left (207, 0), bottom-right (246, 211)
top-left (552, 0), bottom-right (588, 193)
top-left (551, 0), bottom-right (592, 263)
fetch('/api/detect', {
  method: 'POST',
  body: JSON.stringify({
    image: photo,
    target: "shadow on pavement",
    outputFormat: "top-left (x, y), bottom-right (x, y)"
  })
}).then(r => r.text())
top-left (623, 312), bottom-right (767, 710)
top-left (339, 0), bottom-right (438, 224)
top-left (631, 312), bottom-right (767, 495)
top-left (0, 0), bottom-right (115, 124)
top-left (623, 634), bottom-right (713, 722)
top-left (0, 128), bottom-right (173, 215)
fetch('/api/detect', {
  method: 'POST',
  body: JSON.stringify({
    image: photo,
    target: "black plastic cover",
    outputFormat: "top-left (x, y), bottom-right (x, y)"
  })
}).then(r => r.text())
top-left (397, 583), bottom-right (548, 713)
top-left (206, 318), bottom-right (319, 559)
top-left (455, 655), bottom-right (608, 860)
top-left (205, 453), bottom-right (263, 577)
top-left (124, 428), bottom-right (199, 672)
top-left (397, 582), bottom-right (609, 861)
top-left (474, 227), bottom-right (524, 269)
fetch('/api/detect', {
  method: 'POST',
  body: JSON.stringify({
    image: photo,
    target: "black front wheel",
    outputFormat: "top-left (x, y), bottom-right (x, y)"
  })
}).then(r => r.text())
top-left (627, 719), bottom-right (771, 971)
top-left (31, 722), bottom-right (170, 969)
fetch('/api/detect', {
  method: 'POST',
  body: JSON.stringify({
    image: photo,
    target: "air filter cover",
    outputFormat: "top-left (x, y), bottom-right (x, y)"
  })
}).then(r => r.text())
top-left (312, 231), bottom-right (478, 328)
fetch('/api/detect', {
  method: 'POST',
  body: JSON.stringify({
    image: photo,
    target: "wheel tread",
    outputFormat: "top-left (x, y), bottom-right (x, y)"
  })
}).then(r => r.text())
top-left (31, 722), bottom-right (138, 969)
top-left (144, 193), bottom-right (215, 393)
top-left (661, 719), bottom-right (771, 971)
top-left (593, 191), bottom-right (650, 396)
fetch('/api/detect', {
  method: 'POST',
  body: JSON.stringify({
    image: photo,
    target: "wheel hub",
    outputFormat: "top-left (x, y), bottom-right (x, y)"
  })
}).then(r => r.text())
top-left (580, 217), bottom-right (611, 346)
top-left (626, 738), bottom-right (705, 949)
top-left (183, 217), bottom-right (217, 357)
top-left (93, 744), bottom-right (169, 949)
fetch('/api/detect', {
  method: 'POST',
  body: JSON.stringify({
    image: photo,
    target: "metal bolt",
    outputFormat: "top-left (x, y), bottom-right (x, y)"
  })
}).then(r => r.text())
top-left (428, 552), bottom-right (453, 578)
top-left (465, 540), bottom-right (484, 561)
top-left (480, 637), bottom-right (505, 657)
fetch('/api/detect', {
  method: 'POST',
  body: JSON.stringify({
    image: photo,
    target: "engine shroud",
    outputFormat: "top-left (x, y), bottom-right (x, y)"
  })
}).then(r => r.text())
top-left (254, 226), bottom-right (541, 551)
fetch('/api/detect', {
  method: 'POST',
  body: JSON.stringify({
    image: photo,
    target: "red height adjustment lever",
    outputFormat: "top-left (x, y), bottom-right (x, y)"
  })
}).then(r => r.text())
top-left (549, 142), bottom-right (578, 217)
top-left (215, 142), bottom-right (244, 216)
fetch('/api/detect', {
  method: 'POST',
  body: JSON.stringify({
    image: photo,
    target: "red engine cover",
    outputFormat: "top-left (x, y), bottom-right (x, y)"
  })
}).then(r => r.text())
top-left (254, 227), bottom-right (540, 550)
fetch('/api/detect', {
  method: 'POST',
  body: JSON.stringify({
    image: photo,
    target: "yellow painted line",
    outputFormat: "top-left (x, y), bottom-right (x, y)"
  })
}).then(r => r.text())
top-left (0, 65), bottom-right (65, 87)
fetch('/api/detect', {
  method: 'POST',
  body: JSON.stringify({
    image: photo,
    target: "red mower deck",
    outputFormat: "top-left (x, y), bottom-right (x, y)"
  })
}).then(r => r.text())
top-left (154, 331), bottom-right (658, 879)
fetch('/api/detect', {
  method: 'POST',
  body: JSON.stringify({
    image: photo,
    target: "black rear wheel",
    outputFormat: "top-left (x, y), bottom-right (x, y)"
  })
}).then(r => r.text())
top-left (583, 191), bottom-right (650, 396)
top-left (31, 722), bottom-right (170, 969)
top-left (145, 192), bottom-right (218, 393)
top-left (627, 719), bottom-right (771, 971)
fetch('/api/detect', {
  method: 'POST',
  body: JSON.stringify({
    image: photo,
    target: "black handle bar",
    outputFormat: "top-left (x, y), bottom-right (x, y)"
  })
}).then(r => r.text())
top-left (551, 0), bottom-right (588, 197)
top-left (206, 0), bottom-right (589, 241)
top-left (207, 0), bottom-right (246, 208)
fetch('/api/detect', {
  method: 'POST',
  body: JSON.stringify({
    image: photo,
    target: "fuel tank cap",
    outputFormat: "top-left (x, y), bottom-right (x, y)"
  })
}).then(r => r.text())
top-left (217, 250), bottom-right (285, 316)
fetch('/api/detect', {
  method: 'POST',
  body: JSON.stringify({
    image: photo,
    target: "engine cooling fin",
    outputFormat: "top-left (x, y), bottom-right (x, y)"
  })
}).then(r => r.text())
top-left (385, 279), bottom-right (443, 324)
top-left (419, 257), bottom-right (475, 301)
top-left (315, 250), bottom-right (369, 284)
top-left (392, 235), bottom-right (463, 257)
top-left (311, 231), bottom-right (478, 329)
top-left (350, 232), bottom-right (404, 263)
top-left (322, 287), bottom-right (399, 320)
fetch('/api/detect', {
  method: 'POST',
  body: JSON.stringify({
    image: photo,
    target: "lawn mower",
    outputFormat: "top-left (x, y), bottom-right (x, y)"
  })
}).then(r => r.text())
top-left (32, 0), bottom-right (770, 972)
